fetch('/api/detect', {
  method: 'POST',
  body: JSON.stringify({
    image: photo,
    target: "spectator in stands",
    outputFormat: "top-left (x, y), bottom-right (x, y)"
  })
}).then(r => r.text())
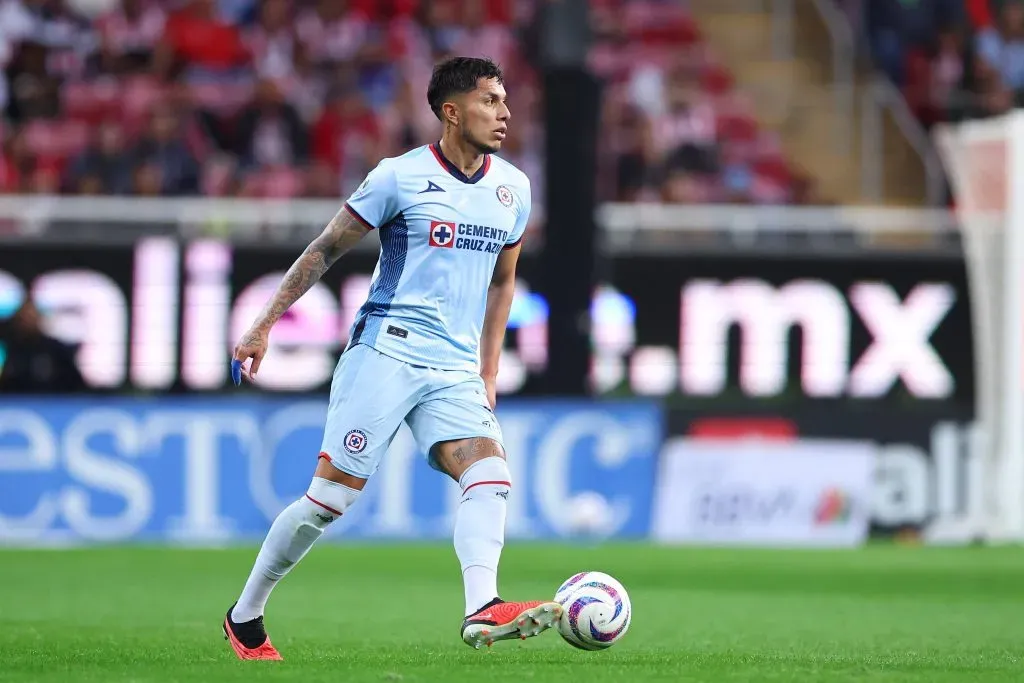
top-left (865, 0), bottom-right (963, 85)
top-left (0, 2), bottom-right (18, 113)
top-left (447, 0), bottom-right (516, 69)
top-left (219, 0), bottom-right (258, 26)
top-left (0, 299), bottom-right (86, 394)
top-left (295, 0), bottom-right (371, 70)
top-left (925, 25), bottom-right (966, 124)
top-left (378, 75), bottom-right (438, 155)
top-left (976, 1), bottom-right (1024, 90)
top-left (963, 56), bottom-right (1016, 118)
top-left (155, 0), bottom-right (249, 83)
top-left (129, 104), bottom-right (199, 194)
top-left (604, 98), bottom-right (656, 202)
top-left (0, 126), bottom-right (26, 192)
top-left (96, 0), bottom-right (165, 74)
top-left (311, 83), bottom-right (381, 193)
top-left (132, 160), bottom-right (164, 195)
top-left (653, 82), bottom-right (719, 177)
top-left (235, 78), bottom-right (308, 171)
top-left (4, 40), bottom-right (61, 122)
top-left (245, 0), bottom-right (299, 83)
top-left (0, 0), bottom-right (805, 205)
top-left (26, 158), bottom-right (58, 192)
top-left (660, 166), bottom-right (710, 204)
top-left (285, 47), bottom-right (328, 125)
top-left (64, 119), bottom-right (131, 194)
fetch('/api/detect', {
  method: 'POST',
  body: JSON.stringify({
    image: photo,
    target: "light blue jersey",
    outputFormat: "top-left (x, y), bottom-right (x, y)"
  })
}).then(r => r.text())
top-left (343, 143), bottom-right (531, 371)
top-left (318, 143), bottom-right (527, 478)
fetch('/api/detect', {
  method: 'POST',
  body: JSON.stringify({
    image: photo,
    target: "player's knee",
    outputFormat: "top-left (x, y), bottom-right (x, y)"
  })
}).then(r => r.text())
top-left (458, 456), bottom-right (512, 499)
top-left (302, 477), bottom-right (361, 527)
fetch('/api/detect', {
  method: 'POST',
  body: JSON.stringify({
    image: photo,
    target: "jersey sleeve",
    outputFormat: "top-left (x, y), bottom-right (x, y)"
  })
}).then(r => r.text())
top-left (343, 160), bottom-right (398, 230)
top-left (505, 180), bottom-right (531, 249)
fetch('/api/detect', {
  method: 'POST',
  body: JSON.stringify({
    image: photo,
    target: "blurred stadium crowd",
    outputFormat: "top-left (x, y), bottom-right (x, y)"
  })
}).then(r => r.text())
top-left (1, 0), bottom-right (1016, 208)
top-left (0, 0), bottom-right (816, 209)
top-left (855, 0), bottom-right (1024, 128)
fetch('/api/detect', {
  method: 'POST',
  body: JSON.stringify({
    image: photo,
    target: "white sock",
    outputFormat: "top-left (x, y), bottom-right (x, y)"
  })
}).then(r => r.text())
top-left (232, 477), bottom-right (359, 623)
top-left (453, 456), bottom-right (511, 616)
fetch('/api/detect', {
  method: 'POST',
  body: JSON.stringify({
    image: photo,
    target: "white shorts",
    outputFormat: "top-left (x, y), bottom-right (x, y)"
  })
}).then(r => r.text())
top-left (319, 343), bottom-right (503, 478)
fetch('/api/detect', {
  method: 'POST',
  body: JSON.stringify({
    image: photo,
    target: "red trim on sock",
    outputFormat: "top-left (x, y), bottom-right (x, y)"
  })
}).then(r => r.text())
top-left (462, 480), bottom-right (511, 494)
top-left (306, 494), bottom-right (343, 517)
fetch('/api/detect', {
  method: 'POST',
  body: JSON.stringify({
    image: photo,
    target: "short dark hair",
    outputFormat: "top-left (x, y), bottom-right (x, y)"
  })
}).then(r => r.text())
top-left (426, 56), bottom-right (504, 121)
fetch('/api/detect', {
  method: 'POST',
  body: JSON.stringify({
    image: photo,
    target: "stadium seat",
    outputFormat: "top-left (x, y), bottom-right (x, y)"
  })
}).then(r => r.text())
top-left (21, 119), bottom-right (90, 162)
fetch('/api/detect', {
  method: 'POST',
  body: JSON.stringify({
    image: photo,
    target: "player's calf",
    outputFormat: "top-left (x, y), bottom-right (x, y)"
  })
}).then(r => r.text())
top-left (451, 453), bottom-right (511, 616)
top-left (224, 475), bottom-right (361, 660)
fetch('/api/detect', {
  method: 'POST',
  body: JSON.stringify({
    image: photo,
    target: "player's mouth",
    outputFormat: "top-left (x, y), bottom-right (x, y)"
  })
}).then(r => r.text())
top-left (493, 128), bottom-right (507, 140)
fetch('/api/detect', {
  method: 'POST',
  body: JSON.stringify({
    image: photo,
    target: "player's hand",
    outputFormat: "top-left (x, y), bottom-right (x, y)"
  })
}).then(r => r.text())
top-left (483, 376), bottom-right (497, 410)
top-left (232, 326), bottom-right (269, 385)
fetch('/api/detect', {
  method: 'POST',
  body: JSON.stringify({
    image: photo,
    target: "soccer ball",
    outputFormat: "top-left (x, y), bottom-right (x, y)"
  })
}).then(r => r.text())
top-left (553, 571), bottom-right (631, 650)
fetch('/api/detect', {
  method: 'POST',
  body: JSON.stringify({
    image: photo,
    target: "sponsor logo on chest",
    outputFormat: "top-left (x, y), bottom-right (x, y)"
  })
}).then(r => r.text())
top-left (429, 220), bottom-right (509, 253)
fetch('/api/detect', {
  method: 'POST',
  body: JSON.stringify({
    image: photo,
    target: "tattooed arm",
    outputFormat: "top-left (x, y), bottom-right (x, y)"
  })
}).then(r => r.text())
top-left (232, 206), bottom-right (371, 381)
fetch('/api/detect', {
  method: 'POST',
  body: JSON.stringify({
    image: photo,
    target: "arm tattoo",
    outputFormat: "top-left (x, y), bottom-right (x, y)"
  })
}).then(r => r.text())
top-left (452, 447), bottom-right (468, 464)
top-left (469, 437), bottom-right (504, 459)
top-left (252, 207), bottom-right (368, 331)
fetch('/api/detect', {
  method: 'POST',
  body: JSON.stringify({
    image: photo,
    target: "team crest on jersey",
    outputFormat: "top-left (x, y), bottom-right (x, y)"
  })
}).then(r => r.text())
top-left (429, 220), bottom-right (456, 248)
top-left (344, 429), bottom-right (367, 454)
top-left (496, 185), bottom-right (514, 208)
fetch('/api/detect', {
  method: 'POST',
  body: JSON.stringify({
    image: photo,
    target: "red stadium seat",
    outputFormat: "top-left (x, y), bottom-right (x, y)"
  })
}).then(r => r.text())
top-left (240, 167), bottom-right (306, 198)
top-left (120, 77), bottom-right (168, 124)
top-left (63, 80), bottom-right (121, 124)
top-left (21, 119), bottom-right (90, 161)
top-left (700, 62), bottom-right (734, 96)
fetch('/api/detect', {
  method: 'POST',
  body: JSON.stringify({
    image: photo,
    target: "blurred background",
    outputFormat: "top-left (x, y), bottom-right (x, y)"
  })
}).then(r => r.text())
top-left (0, 0), bottom-right (1009, 548)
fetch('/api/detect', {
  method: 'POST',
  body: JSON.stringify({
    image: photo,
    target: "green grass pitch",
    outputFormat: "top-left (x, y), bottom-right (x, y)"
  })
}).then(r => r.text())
top-left (0, 543), bottom-right (1021, 682)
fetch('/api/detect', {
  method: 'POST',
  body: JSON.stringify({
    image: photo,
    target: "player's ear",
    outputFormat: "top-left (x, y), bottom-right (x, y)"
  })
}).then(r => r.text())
top-left (442, 102), bottom-right (459, 127)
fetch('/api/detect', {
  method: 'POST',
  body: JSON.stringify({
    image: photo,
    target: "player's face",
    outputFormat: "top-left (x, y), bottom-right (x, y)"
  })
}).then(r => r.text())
top-left (460, 78), bottom-right (510, 154)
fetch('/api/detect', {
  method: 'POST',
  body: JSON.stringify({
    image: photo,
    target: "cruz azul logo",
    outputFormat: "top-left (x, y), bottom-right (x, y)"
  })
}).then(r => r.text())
top-left (429, 221), bottom-right (455, 248)
top-left (429, 220), bottom-right (511, 254)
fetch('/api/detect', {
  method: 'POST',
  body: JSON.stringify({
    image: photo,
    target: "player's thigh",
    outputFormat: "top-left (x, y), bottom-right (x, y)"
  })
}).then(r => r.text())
top-left (405, 370), bottom-right (505, 481)
top-left (320, 344), bottom-right (421, 479)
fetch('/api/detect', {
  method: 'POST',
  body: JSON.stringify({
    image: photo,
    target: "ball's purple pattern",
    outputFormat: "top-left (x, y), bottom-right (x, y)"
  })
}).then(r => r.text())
top-left (567, 595), bottom-right (601, 644)
top-left (590, 605), bottom-right (630, 642)
top-left (556, 572), bottom-right (587, 599)
top-left (576, 581), bottom-right (623, 621)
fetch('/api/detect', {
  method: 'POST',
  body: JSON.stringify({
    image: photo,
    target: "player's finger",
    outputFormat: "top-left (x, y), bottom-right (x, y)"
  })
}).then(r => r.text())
top-left (250, 350), bottom-right (264, 378)
top-left (232, 344), bottom-right (250, 362)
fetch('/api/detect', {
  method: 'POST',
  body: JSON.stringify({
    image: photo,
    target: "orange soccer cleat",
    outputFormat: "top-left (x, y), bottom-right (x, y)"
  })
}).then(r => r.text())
top-left (222, 604), bottom-right (284, 661)
top-left (461, 598), bottom-right (563, 649)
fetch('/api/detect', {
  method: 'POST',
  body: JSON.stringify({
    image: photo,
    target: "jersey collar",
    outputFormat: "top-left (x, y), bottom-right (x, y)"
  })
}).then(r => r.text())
top-left (429, 142), bottom-right (491, 184)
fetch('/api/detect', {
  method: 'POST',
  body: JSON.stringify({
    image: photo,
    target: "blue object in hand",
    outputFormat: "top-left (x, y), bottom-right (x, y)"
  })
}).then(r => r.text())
top-left (231, 359), bottom-right (243, 386)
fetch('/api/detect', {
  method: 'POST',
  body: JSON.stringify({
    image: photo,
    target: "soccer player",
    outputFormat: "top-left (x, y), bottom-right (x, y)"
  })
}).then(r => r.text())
top-left (222, 56), bottom-right (561, 660)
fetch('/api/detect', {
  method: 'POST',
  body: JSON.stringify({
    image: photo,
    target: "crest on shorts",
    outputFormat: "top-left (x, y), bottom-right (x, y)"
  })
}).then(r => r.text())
top-left (496, 185), bottom-right (514, 208)
top-left (344, 429), bottom-right (367, 454)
